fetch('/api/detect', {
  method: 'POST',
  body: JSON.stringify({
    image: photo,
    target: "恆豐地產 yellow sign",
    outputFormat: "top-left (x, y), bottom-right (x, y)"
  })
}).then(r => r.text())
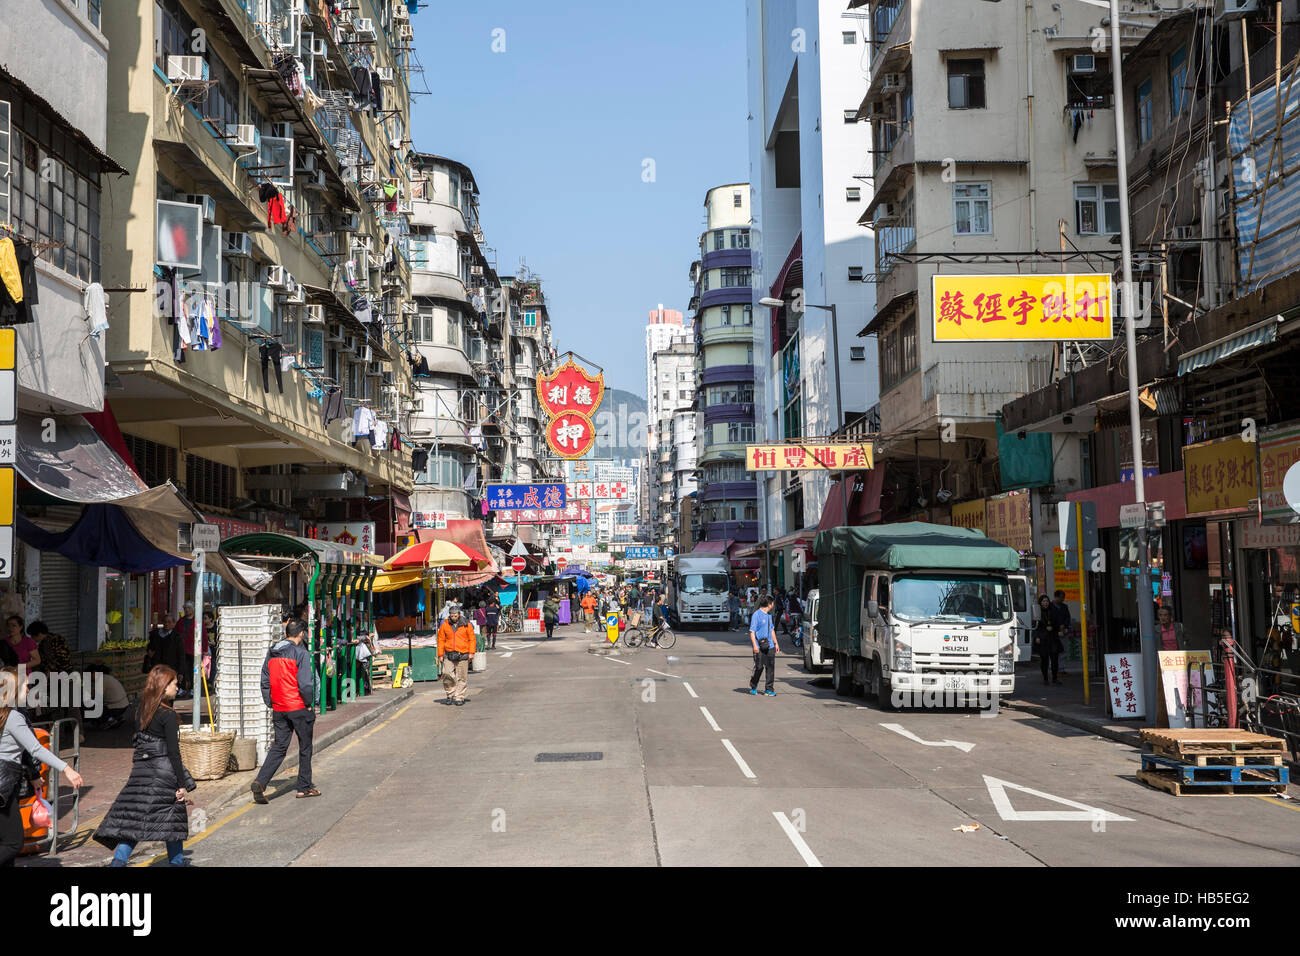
top-left (932, 274), bottom-right (1114, 342)
top-left (746, 444), bottom-right (874, 471)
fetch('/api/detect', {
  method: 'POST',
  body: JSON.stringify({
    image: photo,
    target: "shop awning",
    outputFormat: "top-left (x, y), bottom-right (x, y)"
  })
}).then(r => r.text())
top-left (1065, 471), bottom-right (1188, 529)
top-left (1177, 318), bottom-right (1279, 376)
top-left (692, 539), bottom-right (732, 555)
top-left (371, 568), bottom-right (425, 593)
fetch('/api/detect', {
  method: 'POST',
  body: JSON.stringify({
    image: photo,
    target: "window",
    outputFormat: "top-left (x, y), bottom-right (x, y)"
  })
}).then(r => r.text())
top-left (947, 58), bottom-right (986, 110)
top-left (850, 346), bottom-right (865, 361)
top-left (1066, 55), bottom-right (1112, 109)
top-left (720, 267), bottom-right (751, 288)
top-left (733, 191), bottom-right (742, 208)
top-left (445, 312), bottom-right (461, 348)
top-left (743, 304), bottom-right (753, 325)
top-left (1136, 78), bottom-right (1153, 145)
top-left (522, 310), bottom-right (537, 327)
top-left (843, 110), bottom-right (858, 124)
top-left (842, 31), bottom-right (857, 44)
top-left (727, 421), bottom-right (756, 443)
top-left (953, 182), bottom-right (991, 235)
top-left (730, 229), bottom-right (750, 249)
top-left (2, 82), bottom-right (102, 283)
top-left (1075, 183), bottom-right (1121, 235)
top-left (848, 266), bottom-right (864, 281)
top-left (846, 187), bottom-right (861, 202)
top-left (880, 310), bottom-right (918, 392)
top-left (714, 231), bottom-right (724, 251)
top-left (1169, 46), bottom-right (1188, 117)
top-left (663, 390), bottom-right (670, 401)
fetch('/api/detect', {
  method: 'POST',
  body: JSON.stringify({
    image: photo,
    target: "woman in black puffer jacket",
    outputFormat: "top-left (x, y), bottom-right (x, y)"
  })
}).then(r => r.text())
top-left (94, 665), bottom-right (196, 866)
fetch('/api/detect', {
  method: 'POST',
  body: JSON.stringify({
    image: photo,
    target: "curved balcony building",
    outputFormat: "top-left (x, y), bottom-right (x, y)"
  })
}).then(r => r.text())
top-left (693, 184), bottom-right (760, 551)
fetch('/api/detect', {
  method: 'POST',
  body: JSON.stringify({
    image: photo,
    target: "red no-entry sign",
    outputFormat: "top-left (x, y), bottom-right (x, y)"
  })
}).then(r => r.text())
top-left (511, 557), bottom-right (526, 573)
top-left (557, 557), bottom-right (568, 570)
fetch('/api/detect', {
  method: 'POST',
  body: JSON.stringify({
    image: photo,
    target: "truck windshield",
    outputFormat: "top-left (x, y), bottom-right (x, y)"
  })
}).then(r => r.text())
top-left (890, 574), bottom-right (1012, 624)
top-left (682, 573), bottom-right (729, 594)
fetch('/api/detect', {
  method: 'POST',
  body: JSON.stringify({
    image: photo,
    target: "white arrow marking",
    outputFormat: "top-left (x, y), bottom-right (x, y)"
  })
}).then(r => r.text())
top-left (880, 722), bottom-right (976, 753)
top-left (497, 652), bottom-right (513, 658)
top-left (496, 643), bottom-right (533, 651)
top-left (983, 775), bottom-right (1133, 822)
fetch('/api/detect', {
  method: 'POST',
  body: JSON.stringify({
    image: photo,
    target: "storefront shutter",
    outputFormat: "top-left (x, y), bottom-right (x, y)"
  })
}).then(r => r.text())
top-left (28, 506), bottom-right (83, 644)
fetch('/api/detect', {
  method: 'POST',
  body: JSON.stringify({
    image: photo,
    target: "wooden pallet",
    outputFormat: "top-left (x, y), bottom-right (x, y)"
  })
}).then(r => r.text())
top-left (1148, 743), bottom-right (1284, 767)
top-left (1140, 728), bottom-right (1285, 757)
top-left (370, 654), bottom-right (394, 680)
top-left (1138, 753), bottom-right (1289, 796)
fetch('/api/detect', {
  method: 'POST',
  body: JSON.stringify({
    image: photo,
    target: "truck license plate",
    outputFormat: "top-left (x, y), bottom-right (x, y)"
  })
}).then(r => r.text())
top-left (944, 676), bottom-right (965, 690)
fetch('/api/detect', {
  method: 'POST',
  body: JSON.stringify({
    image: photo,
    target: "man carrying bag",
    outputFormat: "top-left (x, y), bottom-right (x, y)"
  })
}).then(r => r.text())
top-left (438, 608), bottom-right (476, 706)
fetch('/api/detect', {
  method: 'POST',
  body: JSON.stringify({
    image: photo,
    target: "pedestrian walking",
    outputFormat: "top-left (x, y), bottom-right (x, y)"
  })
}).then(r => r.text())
top-left (1033, 594), bottom-right (1061, 685)
top-left (1049, 590), bottom-right (1072, 676)
top-left (438, 608), bottom-right (475, 706)
top-left (250, 620), bottom-right (319, 803)
top-left (580, 591), bottom-right (597, 632)
top-left (0, 667), bottom-right (85, 866)
top-left (92, 665), bottom-right (192, 866)
top-left (484, 599), bottom-right (500, 649)
top-left (748, 595), bottom-right (779, 697)
top-left (729, 591), bottom-right (742, 630)
top-left (543, 596), bottom-right (560, 639)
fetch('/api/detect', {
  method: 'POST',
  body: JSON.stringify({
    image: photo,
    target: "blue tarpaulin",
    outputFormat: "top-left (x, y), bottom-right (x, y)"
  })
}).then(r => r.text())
top-left (16, 506), bottom-right (189, 573)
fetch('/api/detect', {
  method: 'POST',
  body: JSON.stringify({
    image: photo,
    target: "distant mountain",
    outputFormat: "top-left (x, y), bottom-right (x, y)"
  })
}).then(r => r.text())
top-left (594, 388), bottom-right (650, 461)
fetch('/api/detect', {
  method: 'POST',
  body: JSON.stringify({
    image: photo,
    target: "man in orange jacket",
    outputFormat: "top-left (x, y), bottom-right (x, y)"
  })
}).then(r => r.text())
top-left (580, 592), bottom-right (597, 633)
top-left (437, 607), bottom-right (476, 706)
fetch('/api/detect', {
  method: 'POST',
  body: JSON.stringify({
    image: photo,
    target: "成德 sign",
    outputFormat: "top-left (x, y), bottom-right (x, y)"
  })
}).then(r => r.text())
top-left (932, 274), bottom-right (1114, 342)
top-left (486, 483), bottom-right (567, 512)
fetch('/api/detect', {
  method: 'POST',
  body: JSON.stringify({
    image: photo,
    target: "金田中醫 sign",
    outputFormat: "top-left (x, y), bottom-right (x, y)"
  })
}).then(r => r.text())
top-left (932, 274), bottom-right (1114, 342)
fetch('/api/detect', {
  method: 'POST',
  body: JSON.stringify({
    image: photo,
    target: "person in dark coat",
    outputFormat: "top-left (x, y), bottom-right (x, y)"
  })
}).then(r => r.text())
top-left (143, 615), bottom-right (182, 675)
top-left (483, 599), bottom-right (500, 650)
top-left (1033, 594), bottom-right (1062, 685)
top-left (94, 665), bottom-right (195, 866)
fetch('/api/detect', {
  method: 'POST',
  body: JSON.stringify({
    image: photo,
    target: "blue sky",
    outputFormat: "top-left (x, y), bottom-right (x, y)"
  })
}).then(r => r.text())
top-left (408, 1), bottom-right (749, 399)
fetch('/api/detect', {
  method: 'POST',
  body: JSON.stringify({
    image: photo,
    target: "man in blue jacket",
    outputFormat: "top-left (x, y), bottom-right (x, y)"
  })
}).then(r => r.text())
top-left (749, 595), bottom-right (779, 697)
top-left (251, 620), bottom-right (319, 803)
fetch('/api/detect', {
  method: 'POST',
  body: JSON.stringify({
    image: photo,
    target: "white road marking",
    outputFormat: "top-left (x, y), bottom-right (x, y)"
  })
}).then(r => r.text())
top-left (497, 652), bottom-right (513, 658)
top-left (879, 722), bottom-right (976, 753)
top-left (682, 682), bottom-right (698, 699)
top-left (721, 738), bottom-right (756, 779)
top-left (699, 706), bottom-right (721, 732)
top-left (600, 655), bottom-right (630, 665)
top-left (772, 811), bottom-right (823, 867)
top-left (646, 667), bottom-right (681, 679)
top-left (983, 775), bottom-right (1133, 822)
top-left (496, 643), bottom-right (533, 651)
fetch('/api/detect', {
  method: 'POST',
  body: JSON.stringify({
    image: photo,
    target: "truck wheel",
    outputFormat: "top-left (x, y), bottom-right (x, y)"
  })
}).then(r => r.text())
top-left (833, 654), bottom-right (853, 696)
top-left (803, 643), bottom-right (815, 673)
top-left (871, 659), bottom-right (895, 710)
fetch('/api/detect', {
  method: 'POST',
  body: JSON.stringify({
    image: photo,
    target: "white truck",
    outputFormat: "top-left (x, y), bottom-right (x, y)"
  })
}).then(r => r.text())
top-left (668, 552), bottom-right (731, 628)
top-left (815, 523), bottom-right (1023, 708)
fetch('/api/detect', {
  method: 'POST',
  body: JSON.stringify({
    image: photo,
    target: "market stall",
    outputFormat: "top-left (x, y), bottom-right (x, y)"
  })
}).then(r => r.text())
top-left (219, 533), bottom-right (382, 714)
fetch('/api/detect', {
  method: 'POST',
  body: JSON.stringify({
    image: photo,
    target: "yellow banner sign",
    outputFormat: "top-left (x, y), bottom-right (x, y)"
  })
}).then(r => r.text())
top-left (1052, 549), bottom-right (1080, 603)
top-left (0, 329), bottom-right (13, 370)
top-left (1183, 436), bottom-right (1258, 516)
top-left (985, 489), bottom-right (1032, 552)
top-left (932, 274), bottom-right (1114, 342)
top-left (746, 444), bottom-right (874, 471)
top-left (950, 498), bottom-right (986, 533)
top-left (0, 468), bottom-right (11, 526)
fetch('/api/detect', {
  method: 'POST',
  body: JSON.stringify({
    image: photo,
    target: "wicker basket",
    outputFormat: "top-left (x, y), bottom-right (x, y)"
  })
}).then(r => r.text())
top-left (178, 729), bottom-right (237, 781)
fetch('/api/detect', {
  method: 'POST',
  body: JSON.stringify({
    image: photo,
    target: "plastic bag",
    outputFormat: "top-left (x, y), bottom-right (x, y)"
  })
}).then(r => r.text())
top-left (30, 796), bottom-right (52, 829)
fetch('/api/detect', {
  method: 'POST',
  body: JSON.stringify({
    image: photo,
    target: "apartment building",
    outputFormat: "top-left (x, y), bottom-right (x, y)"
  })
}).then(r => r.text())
top-left (691, 184), bottom-right (761, 560)
top-left (650, 338), bottom-right (696, 548)
top-left (0, 0), bottom-right (123, 643)
top-left (746, 0), bottom-right (878, 586)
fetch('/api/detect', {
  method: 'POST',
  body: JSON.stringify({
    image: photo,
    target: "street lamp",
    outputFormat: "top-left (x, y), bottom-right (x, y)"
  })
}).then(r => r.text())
top-left (981, 0), bottom-right (1156, 721)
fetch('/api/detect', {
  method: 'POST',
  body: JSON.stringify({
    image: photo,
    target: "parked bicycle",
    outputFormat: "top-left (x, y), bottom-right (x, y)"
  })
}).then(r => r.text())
top-left (622, 619), bottom-right (676, 650)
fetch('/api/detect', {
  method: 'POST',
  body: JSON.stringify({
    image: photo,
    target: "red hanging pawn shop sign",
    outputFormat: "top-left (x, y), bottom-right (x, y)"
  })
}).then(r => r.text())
top-left (537, 358), bottom-right (605, 419)
top-left (545, 411), bottom-right (597, 459)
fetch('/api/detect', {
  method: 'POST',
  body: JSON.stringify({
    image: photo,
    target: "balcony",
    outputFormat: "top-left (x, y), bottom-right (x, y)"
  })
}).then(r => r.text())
top-left (699, 321), bottom-right (755, 348)
top-left (873, 117), bottom-right (913, 182)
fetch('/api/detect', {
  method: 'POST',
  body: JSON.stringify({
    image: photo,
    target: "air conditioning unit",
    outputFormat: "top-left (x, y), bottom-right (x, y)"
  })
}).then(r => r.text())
top-left (309, 37), bottom-right (327, 57)
top-left (183, 194), bottom-right (217, 223)
top-left (470, 264), bottom-right (483, 278)
top-left (342, 333), bottom-right (357, 352)
top-left (303, 168), bottom-right (328, 191)
top-left (367, 362), bottom-right (384, 377)
top-left (265, 265), bottom-right (288, 288)
top-left (396, 199), bottom-right (413, 215)
top-left (167, 56), bottom-right (209, 83)
top-left (225, 124), bottom-right (260, 149)
top-left (304, 304), bottom-right (325, 325)
top-left (268, 122), bottom-right (294, 139)
top-left (377, 67), bottom-right (394, 84)
top-left (394, 3), bottom-right (409, 21)
top-left (355, 17), bottom-right (376, 39)
top-left (327, 323), bottom-right (346, 343)
top-left (287, 282), bottom-right (307, 305)
top-left (356, 343), bottom-right (372, 362)
top-left (1215, 0), bottom-right (1260, 21)
top-left (1172, 225), bottom-right (1196, 240)
top-left (1071, 54), bottom-right (1096, 74)
top-left (874, 202), bottom-right (900, 223)
top-left (299, 152), bottom-right (318, 174)
top-left (224, 231), bottom-right (252, 257)
top-left (399, 24), bottom-right (413, 42)
top-left (882, 73), bottom-right (905, 92)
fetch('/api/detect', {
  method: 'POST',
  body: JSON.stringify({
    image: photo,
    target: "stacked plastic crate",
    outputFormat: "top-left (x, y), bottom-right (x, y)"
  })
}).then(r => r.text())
top-left (215, 605), bottom-right (283, 764)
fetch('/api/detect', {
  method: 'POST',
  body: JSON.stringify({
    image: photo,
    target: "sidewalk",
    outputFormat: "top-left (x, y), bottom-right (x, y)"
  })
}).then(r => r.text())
top-left (19, 685), bottom-right (414, 867)
top-left (1003, 663), bottom-right (1144, 745)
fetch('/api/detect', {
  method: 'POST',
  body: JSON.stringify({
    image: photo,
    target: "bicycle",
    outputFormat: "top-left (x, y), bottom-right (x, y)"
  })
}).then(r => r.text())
top-left (623, 619), bottom-right (676, 649)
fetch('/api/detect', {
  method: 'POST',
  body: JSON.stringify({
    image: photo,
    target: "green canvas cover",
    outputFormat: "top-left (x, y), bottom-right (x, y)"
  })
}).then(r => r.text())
top-left (812, 523), bottom-right (1021, 655)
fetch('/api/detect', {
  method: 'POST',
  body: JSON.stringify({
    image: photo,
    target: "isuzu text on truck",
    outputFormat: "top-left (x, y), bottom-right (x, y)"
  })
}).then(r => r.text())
top-left (814, 523), bottom-right (1024, 709)
top-left (667, 553), bottom-right (731, 627)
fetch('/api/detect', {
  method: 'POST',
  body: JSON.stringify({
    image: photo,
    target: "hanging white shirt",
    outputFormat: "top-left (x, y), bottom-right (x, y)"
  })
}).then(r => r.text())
top-left (84, 282), bottom-right (110, 337)
top-left (352, 405), bottom-right (376, 437)
top-left (372, 418), bottom-right (388, 449)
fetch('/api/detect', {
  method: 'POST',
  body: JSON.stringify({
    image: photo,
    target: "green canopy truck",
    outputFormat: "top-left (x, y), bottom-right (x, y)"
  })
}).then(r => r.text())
top-left (813, 523), bottom-right (1025, 707)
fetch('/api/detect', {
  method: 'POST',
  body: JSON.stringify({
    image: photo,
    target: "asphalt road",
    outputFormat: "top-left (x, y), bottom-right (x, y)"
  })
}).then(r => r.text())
top-left (170, 623), bottom-right (1300, 867)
